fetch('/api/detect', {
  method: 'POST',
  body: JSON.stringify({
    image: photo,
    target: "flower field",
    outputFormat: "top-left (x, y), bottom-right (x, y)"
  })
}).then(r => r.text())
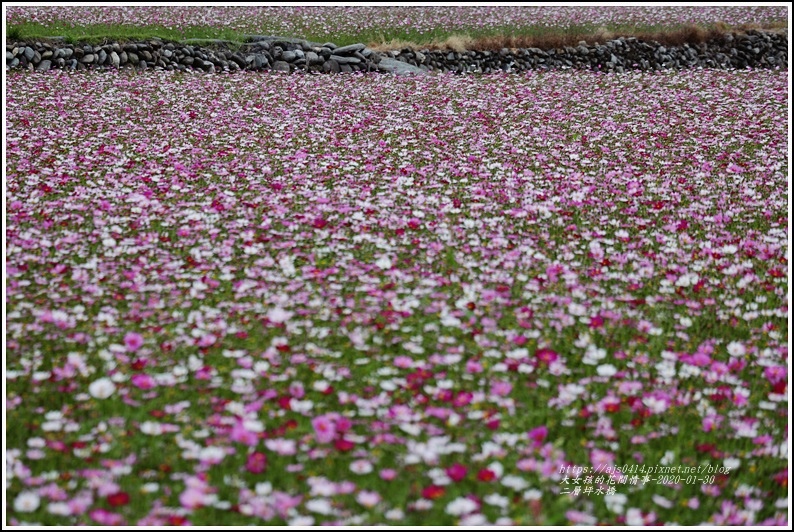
top-left (6, 5), bottom-right (789, 45)
top-left (4, 67), bottom-right (789, 526)
top-left (6, 5), bottom-right (789, 32)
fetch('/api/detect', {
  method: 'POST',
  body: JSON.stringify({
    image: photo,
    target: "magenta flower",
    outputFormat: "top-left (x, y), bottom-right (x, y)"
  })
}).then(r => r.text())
top-left (446, 463), bottom-right (468, 482)
top-left (334, 415), bottom-right (352, 433)
top-left (528, 426), bottom-right (548, 447)
top-left (535, 348), bottom-right (558, 364)
top-left (453, 391), bottom-right (474, 407)
top-left (763, 366), bottom-right (786, 384)
top-left (123, 332), bottom-right (144, 352)
top-left (245, 451), bottom-right (267, 474)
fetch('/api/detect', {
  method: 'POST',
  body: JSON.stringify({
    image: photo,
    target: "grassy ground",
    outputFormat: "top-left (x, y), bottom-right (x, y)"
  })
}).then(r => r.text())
top-left (6, 19), bottom-right (789, 51)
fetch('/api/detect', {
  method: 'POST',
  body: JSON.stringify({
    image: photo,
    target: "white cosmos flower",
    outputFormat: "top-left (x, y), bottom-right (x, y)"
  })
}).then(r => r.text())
top-left (14, 491), bottom-right (41, 512)
top-left (306, 498), bottom-right (334, 515)
top-left (255, 482), bottom-right (272, 496)
top-left (675, 273), bottom-right (699, 287)
top-left (41, 421), bottom-right (62, 432)
top-left (27, 437), bottom-right (46, 448)
top-left (726, 341), bottom-right (746, 357)
top-left (724, 457), bottom-right (741, 470)
top-left (626, 508), bottom-right (644, 526)
top-left (501, 475), bottom-right (529, 491)
top-left (279, 255), bottom-right (296, 277)
top-left (375, 256), bottom-right (392, 269)
top-left (487, 461), bottom-right (504, 478)
top-left (140, 421), bottom-right (164, 435)
top-left (141, 483), bottom-right (159, 493)
top-left (460, 514), bottom-right (488, 526)
top-left (47, 502), bottom-right (71, 515)
top-left (267, 307), bottom-right (293, 324)
top-left (385, 508), bottom-right (405, 520)
top-left (288, 516), bottom-right (314, 526)
top-left (652, 494), bottom-right (673, 509)
top-left (446, 496), bottom-right (478, 516)
top-left (604, 493), bottom-right (627, 513)
top-left (243, 419), bottom-right (264, 432)
top-left (88, 377), bottom-right (116, 399)
top-left (312, 380), bottom-right (330, 392)
top-left (198, 446), bottom-right (226, 464)
top-left (350, 460), bottom-right (373, 474)
top-left (583, 345), bottom-right (607, 365)
top-left (484, 493), bottom-right (509, 508)
top-left (413, 498), bottom-right (433, 511)
top-left (597, 364), bottom-right (617, 377)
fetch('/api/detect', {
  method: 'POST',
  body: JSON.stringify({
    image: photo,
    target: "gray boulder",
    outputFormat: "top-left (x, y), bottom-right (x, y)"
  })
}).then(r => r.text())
top-left (272, 60), bottom-right (291, 73)
top-left (333, 43), bottom-right (366, 55)
top-left (377, 57), bottom-right (426, 75)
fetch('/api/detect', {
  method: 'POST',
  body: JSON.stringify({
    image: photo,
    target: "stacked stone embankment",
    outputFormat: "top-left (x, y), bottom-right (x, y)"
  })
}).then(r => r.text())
top-left (5, 30), bottom-right (788, 75)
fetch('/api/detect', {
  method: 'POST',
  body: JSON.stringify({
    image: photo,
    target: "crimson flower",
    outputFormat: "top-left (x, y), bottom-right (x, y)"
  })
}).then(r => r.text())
top-left (107, 491), bottom-right (130, 507)
top-left (421, 485), bottom-right (445, 499)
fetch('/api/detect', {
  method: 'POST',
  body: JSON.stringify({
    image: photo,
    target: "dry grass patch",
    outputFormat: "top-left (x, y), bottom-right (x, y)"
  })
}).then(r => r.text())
top-left (367, 22), bottom-right (787, 52)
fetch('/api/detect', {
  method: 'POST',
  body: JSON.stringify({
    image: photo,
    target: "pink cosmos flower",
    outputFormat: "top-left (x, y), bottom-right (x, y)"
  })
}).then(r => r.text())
top-left (130, 374), bottom-right (156, 390)
top-left (96, 481), bottom-right (121, 497)
top-left (465, 359), bottom-right (483, 373)
top-left (89, 508), bottom-right (125, 525)
top-left (272, 491), bottom-right (302, 517)
top-left (67, 492), bottom-right (93, 514)
top-left (393, 356), bottom-right (413, 368)
top-left (231, 421), bottom-right (259, 446)
top-left (179, 488), bottom-right (205, 509)
top-left (490, 380), bottom-right (512, 397)
top-left (379, 469), bottom-right (397, 481)
top-left (123, 332), bottom-right (144, 352)
top-left (566, 509), bottom-right (597, 525)
top-left (312, 415), bottom-right (337, 444)
top-left (702, 415), bottom-right (722, 432)
top-left (356, 490), bottom-right (382, 508)
top-left (264, 438), bottom-right (296, 455)
top-left (266, 307), bottom-right (293, 324)
top-left (288, 381), bottom-right (305, 399)
top-left (590, 448), bottom-right (615, 469)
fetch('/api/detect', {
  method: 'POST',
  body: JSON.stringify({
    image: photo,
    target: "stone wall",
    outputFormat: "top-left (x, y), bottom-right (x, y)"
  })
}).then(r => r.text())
top-left (6, 30), bottom-right (787, 75)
